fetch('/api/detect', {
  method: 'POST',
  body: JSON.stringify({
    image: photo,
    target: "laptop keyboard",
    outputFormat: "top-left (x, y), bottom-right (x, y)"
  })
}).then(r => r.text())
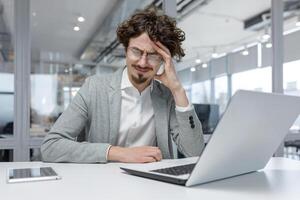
top-left (151, 163), bottom-right (196, 176)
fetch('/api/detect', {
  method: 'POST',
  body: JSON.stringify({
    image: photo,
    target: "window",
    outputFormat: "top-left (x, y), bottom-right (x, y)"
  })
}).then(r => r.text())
top-left (191, 80), bottom-right (211, 104)
top-left (30, 57), bottom-right (90, 138)
top-left (63, 87), bottom-right (80, 109)
top-left (0, 74), bottom-right (14, 137)
top-left (232, 67), bottom-right (272, 95)
top-left (30, 74), bottom-right (60, 137)
top-left (0, 149), bottom-right (13, 162)
top-left (283, 60), bottom-right (300, 97)
top-left (283, 60), bottom-right (300, 132)
top-left (30, 148), bottom-right (41, 161)
top-left (183, 85), bottom-right (192, 102)
top-left (214, 75), bottom-right (228, 114)
top-left (0, 0), bottom-right (14, 140)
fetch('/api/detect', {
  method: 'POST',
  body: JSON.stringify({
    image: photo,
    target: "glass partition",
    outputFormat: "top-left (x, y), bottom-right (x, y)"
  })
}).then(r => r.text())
top-left (0, 0), bottom-right (14, 139)
top-left (0, 149), bottom-right (13, 162)
top-left (214, 75), bottom-right (228, 114)
top-left (232, 67), bottom-right (272, 94)
top-left (191, 81), bottom-right (211, 104)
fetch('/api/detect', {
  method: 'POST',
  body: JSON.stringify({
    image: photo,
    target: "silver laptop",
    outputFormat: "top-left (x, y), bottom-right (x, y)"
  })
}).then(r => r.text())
top-left (120, 90), bottom-right (300, 186)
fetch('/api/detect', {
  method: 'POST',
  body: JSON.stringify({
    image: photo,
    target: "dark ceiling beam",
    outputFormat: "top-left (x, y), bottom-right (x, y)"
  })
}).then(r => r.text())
top-left (244, 0), bottom-right (300, 31)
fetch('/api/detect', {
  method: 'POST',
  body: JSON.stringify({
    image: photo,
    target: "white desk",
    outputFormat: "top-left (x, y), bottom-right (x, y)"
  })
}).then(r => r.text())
top-left (1, 158), bottom-right (300, 200)
top-left (203, 132), bottom-right (300, 144)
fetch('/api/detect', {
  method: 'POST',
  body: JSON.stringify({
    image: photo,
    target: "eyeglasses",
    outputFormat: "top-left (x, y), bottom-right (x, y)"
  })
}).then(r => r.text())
top-left (127, 47), bottom-right (162, 65)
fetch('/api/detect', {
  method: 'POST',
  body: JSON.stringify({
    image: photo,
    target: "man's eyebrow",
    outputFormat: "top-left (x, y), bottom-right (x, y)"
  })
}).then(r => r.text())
top-left (131, 46), bottom-right (157, 54)
top-left (148, 51), bottom-right (159, 55)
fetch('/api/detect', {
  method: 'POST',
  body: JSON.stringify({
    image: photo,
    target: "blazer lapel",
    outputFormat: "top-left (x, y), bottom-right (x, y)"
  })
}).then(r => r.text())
top-left (108, 68), bottom-right (123, 145)
top-left (151, 82), bottom-right (171, 158)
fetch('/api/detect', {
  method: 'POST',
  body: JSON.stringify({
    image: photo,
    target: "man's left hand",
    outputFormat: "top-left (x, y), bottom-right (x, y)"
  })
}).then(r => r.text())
top-left (151, 41), bottom-right (182, 93)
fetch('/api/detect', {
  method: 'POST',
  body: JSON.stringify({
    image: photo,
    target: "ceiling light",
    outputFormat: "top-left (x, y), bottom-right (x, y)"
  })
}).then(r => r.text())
top-left (195, 58), bottom-right (201, 64)
top-left (211, 47), bottom-right (218, 58)
top-left (262, 26), bottom-right (270, 41)
top-left (212, 53), bottom-right (218, 58)
top-left (241, 44), bottom-right (249, 56)
top-left (262, 33), bottom-right (270, 40)
top-left (296, 15), bottom-right (300, 27)
top-left (73, 25), bottom-right (80, 31)
top-left (265, 42), bottom-right (272, 48)
top-left (257, 43), bottom-right (262, 68)
top-left (202, 63), bottom-right (208, 68)
top-left (242, 49), bottom-right (249, 56)
top-left (190, 67), bottom-right (196, 72)
top-left (78, 16), bottom-right (85, 22)
top-left (32, 12), bottom-right (37, 17)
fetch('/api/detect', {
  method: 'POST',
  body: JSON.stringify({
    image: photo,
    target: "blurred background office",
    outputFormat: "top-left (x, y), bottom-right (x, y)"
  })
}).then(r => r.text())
top-left (1, 0), bottom-right (300, 162)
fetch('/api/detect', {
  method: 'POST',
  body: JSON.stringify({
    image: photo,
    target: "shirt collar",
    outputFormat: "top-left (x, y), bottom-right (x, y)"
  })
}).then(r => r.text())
top-left (121, 67), bottom-right (153, 92)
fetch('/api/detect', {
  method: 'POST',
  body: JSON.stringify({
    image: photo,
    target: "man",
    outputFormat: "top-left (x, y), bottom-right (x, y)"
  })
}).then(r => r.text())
top-left (41, 9), bottom-right (205, 163)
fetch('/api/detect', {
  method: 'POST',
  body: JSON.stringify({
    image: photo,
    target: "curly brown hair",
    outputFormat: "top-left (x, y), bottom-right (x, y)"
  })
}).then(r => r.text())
top-left (116, 8), bottom-right (185, 60)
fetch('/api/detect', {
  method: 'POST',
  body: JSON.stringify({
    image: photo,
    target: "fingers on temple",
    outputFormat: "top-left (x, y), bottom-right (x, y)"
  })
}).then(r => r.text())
top-left (151, 41), bottom-right (171, 60)
top-left (156, 41), bottom-right (171, 55)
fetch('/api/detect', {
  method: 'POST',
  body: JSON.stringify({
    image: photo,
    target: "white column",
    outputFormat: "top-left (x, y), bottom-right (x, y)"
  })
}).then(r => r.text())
top-left (14, 0), bottom-right (31, 161)
top-left (271, 0), bottom-right (284, 157)
top-left (271, 0), bottom-right (284, 94)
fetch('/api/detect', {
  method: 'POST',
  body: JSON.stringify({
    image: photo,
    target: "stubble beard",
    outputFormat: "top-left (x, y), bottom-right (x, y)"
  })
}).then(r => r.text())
top-left (131, 74), bottom-right (148, 84)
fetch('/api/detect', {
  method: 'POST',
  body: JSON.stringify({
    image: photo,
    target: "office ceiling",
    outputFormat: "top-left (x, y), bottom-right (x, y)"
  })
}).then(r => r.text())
top-left (2, 0), bottom-right (300, 74)
top-left (179, 0), bottom-right (271, 62)
top-left (178, 0), bottom-right (300, 71)
top-left (30, 0), bottom-right (118, 64)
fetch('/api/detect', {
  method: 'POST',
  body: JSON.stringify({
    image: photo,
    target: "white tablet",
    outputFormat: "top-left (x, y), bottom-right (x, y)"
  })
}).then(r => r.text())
top-left (7, 167), bottom-right (61, 183)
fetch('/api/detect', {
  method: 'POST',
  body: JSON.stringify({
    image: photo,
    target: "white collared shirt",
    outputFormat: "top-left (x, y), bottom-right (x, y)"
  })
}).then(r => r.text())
top-left (117, 68), bottom-right (156, 147)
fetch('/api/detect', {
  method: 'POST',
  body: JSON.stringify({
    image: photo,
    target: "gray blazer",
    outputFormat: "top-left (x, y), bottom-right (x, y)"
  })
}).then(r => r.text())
top-left (41, 68), bottom-right (205, 163)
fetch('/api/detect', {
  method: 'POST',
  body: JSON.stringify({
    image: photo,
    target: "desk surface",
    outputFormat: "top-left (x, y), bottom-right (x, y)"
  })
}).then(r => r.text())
top-left (1, 158), bottom-right (300, 200)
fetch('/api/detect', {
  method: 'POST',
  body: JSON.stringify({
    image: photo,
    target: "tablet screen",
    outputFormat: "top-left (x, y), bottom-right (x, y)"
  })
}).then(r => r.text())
top-left (8, 167), bottom-right (60, 183)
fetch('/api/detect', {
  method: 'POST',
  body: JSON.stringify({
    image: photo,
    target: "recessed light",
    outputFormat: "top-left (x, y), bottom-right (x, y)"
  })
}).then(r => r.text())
top-left (296, 15), bottom-right (300, 27)
top-left (202, 63), bottom-right (208, 68)
top-left (265, 42), bottom-right (272, 48)
top-left (211, 47), bottom-right (218, 58)
top-left (211, 53), bottom-right (218, 58)
top-left (242, 49), bottom-right (249, 56)
top-left (32, 12), bottom-right (37, 17)
top-left (262, 33), bottom-right (270, 40)
top-left (195, 58), bottom-right (201, 64)
top-left (73, 26), bottom-right (80, 31)
top-left (262, 26), bottom-right (270, 41)
top-left (78, 16), bottom-right (85, 22)
top-left (190, 67), bottom-right (196, 72)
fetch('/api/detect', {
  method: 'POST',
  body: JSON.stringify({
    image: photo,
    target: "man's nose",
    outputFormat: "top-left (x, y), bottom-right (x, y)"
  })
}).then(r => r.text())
top-left (137, 53), bottom-right (148, 67)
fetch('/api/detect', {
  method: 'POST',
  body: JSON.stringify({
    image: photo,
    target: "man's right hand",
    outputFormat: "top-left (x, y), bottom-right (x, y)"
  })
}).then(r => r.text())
top-left (107, 146), bottom-right (162, 163)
